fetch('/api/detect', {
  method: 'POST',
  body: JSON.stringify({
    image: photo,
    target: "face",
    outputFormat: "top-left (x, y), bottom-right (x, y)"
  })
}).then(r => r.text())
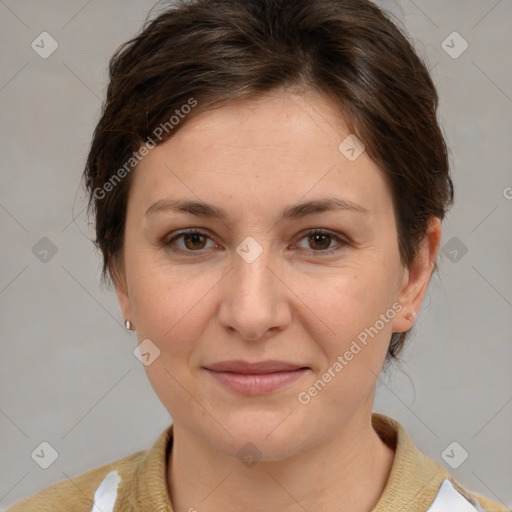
top-left (115, 89), bottom-right (439, 460)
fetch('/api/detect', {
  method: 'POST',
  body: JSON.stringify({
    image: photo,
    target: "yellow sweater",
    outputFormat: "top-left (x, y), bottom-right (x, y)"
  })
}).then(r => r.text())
top-left (7, 413), bottom-right (509, 511)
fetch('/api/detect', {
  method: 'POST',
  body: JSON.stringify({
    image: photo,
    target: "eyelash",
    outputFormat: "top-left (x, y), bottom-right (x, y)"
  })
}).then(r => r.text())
top-left (163, 228), bottom-right (348, 256)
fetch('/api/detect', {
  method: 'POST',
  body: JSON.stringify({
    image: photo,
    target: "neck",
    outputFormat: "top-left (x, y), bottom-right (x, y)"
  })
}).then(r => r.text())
top-left (167, 412), bottom-right (395, 512)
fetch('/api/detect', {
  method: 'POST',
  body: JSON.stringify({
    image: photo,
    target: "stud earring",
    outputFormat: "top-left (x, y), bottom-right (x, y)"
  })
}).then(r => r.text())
top-left (406, 312), bottom-right (416, 321)
top-left (124, 320), bottom-right (132, 330)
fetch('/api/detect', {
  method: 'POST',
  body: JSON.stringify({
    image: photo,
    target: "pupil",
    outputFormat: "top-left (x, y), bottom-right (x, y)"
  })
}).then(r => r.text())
top-left (312, 233), bottom-right (329, 249)
top-left (183, 233), bottom-right (332, 251)
top-left (186, 233), bottom-right (204, 249)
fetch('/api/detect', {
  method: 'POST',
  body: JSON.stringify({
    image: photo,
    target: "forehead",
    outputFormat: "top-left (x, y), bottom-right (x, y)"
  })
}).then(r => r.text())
top-left (165, 90), bottom-right (354, 161)
top-left (129, 90), bottom-right (391, 218)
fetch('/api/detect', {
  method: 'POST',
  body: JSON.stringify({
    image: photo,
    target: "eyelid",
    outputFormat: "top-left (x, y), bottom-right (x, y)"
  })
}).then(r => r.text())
top-left (164, 227), bottom-right (348, 255)
top-left (292, 228), bottom-right (348, 253)
top-left (164, 228), bottom-right (219, 252)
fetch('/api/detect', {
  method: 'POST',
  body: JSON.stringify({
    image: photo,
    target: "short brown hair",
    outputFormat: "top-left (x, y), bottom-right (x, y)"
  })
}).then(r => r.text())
top-left (83, 0), bottom-right (454, 361)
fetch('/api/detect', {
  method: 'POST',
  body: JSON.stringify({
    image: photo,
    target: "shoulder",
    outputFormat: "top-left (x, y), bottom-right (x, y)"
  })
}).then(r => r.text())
top-left (6, 450), bottom-right (146, 512)
top-left (429, 478), bottom-right (510, 512)
top-left (475, 494), bottom-right (511, 512)
top-left (372, 413), bottom-right (510, 512)
top-left (455, 483), bottom-right (510, 512)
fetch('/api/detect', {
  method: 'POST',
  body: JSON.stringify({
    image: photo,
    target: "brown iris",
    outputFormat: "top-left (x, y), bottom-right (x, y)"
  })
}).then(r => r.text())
top-left (183, 233), bottom-right (208, 250)
top-left (308, 232), bottom-right (332, 251)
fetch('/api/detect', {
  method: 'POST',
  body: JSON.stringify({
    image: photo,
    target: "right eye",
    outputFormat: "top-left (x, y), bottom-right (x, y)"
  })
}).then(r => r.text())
top-left (164, 229), bottom-right (219, 254)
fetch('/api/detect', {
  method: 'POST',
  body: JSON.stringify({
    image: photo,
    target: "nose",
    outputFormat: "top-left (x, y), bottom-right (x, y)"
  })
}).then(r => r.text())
top-left (217, 243), bottom-right (291, 342)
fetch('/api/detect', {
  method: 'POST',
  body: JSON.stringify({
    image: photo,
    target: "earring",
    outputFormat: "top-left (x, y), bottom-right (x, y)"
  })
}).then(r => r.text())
top-left (124, 320), bottom-right (132, 330)
top-left (406, 312), bottom-right (416, 321)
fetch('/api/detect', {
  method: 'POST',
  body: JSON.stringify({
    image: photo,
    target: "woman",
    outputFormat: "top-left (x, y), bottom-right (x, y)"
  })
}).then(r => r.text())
top-left (8, 0), bottom-right (508, 511)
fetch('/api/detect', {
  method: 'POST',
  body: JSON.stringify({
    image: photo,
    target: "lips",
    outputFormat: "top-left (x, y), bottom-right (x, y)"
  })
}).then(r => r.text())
top-left (203, 360), bottom-right (309, 395)
top-left (204, 360), bottom-right (306, 374)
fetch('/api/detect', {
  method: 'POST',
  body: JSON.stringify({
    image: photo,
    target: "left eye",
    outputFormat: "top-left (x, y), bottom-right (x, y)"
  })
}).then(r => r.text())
top-left (164, 229), bottom-right (346, 254)
top-left (294, 229), bottom-right (346, 252)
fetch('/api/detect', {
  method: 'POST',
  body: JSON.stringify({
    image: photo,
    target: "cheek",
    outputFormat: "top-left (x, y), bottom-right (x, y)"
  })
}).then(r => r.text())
top-left (299, 263), bottom-right (398, 346)
top-left (128, 266), bottom-right (215, 415)
top-left (131, 270), bottom-right (208, 342)
top-left (294, 269), bottom-right (398, 414)
top-left (127, 256), bottom-right (224, 372)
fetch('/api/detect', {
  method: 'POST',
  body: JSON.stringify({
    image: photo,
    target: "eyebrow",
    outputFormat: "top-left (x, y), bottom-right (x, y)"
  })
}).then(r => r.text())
top-left (145, 197), bottom-right (369, 222)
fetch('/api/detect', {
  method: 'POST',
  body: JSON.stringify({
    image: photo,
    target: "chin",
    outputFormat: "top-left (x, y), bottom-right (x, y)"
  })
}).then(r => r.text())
top-left (211, 411), bottom-right (309, 461)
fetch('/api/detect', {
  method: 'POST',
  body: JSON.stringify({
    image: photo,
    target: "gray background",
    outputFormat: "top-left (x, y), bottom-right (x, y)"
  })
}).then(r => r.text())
top-left (0, 0), bottom-right (511, 509)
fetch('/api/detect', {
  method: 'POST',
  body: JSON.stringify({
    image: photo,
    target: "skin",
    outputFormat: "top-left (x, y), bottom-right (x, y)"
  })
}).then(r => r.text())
top-left (114, 88), bottom-right (441, 512)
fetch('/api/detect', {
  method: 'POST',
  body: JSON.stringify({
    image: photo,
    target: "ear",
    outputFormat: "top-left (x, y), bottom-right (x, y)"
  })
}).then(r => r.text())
top-left (110, 259), bottom-right (134, 330)
top-left (391, 217), bottom-right (442, 334)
